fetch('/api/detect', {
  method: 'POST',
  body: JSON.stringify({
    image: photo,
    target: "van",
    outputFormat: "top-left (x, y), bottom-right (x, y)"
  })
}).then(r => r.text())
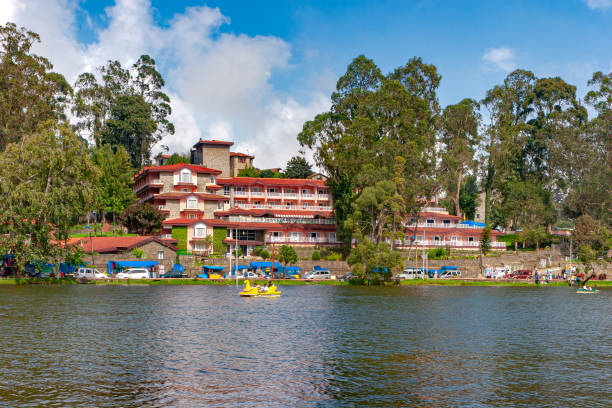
top-left (75, 268), bottom-right (108, 279)
top-left (303, 268), bottom-right (331, 279)
top-left (439, 270), bottom-right (462, 279)
top-left (397, 268), bottom-right (426, 280)
top-left (116, 268), bottom-right (150, 279)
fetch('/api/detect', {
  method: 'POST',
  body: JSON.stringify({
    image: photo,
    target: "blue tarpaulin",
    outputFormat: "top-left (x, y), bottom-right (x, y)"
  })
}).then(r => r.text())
top-left (107, 260), bottom-right (159, 275)
top-left (199, 265), bottom-right (225, 278)
top-left (313, 265), bottom-right (328, 271)
top-left (232, 265), bottom-right (250, 272)
top-left (250, 261), bottom-right (284, 271)
top-left (460, 220), bottom-right (486, 227)
top-left (284, 266), bottom-right (302, 272)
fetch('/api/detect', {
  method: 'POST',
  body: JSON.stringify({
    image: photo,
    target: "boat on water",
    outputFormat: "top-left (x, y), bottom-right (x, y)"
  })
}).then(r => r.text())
top-left (576, 288), bottom-right (600, 293)
top-left (239, 280), bottom-right (282, 298)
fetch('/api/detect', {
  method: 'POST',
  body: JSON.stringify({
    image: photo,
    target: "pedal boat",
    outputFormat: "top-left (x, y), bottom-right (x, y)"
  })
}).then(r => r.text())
top-left (239, 280), bottom-right (282, 298)
top-left (576, 288), bottom-right (600, 293)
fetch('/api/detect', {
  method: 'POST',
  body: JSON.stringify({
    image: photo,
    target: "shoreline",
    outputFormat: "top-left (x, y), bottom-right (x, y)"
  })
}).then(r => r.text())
top-left (1, 277), bottom-right (611, 287)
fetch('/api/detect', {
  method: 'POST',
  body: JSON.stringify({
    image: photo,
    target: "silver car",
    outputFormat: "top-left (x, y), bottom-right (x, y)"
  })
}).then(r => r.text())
top-left (74, 267), bottom-right (108, 279)
top-left (303, 269), bottom-right (331, 279)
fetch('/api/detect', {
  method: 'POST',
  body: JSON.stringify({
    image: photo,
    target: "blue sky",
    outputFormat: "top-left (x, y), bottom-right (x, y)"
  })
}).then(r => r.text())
top-left (2, 0), bottom-right (612, 166)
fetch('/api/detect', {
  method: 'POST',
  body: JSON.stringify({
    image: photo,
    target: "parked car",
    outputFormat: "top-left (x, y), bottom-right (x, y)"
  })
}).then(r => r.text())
top-left (439, 270), bottom-right (462, 279)
top-left (338, 272), bottom-right (354, 282)
top-left (236, 271), bottom-right (260, 280)
top-left (303, 268), bottom-right (331, 279)
top-left (74, 267), bottom-right (108, 279)
top-left (116, 268), bottom-right (150, 279)
top-left (160, 270), bottom-right (184, 278)
top-left (509, 269), bottom-right (532, 279)
top-left (397, 267), bottom-right (426, 280)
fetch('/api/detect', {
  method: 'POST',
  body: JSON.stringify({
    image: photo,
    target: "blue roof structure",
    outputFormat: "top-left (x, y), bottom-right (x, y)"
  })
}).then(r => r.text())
top-left (284, 266), bottom-right (302, 272)
top-left (460, 220), bottom-right (486, 227)
top-left (202, 265), bottom-right (225, 271)
top-left (107, 260), bottom-right (159, 275)
top-left (250, 261), bottom-right (284, 270)
top-left (232, 265), bottom-right (250, 272)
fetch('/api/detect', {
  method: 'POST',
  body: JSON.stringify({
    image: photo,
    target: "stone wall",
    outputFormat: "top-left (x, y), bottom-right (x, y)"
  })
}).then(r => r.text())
top-left (91, 240), bottom-right (177, 275)
top-left (166, 199), bottom-right (180, 219)
top-left (159, 171), bottom-right (174, 192)
top-left (201, 145), bottom-right (230, 177)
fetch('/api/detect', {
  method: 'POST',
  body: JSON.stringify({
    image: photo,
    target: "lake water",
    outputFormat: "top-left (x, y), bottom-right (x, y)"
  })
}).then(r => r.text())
top-left (0, 284), bottom-right (610, 407)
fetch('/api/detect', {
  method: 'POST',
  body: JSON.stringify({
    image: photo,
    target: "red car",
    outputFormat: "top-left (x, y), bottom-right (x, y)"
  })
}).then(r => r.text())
top-left (509, 269), bottom-right (533, 279)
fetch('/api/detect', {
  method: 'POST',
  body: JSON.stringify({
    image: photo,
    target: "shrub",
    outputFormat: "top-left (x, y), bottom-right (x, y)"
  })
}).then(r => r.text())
top-left (319, 247), bottom-right (331, 258)
top-left (131, 248), bottom-right (145, 258)
top-left (426, 247), bottom-right (445, 260)
top-left (260, 250), bottom-right (270, 260)
top-left (311, 250), bottom-right (321, 261)
top-left (326, 253), bottom-right (342, 261)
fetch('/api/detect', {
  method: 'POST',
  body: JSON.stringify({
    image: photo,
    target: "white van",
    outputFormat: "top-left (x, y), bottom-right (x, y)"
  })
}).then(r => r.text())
top-left (303, 268), bottom-right (331, 279)
top-left (116, 268), bottom-right (150, 279)
top-left (397, 268), bottom-right (426, 280)
top-left (439, 270), bottom-right (462, 279)
top-left (75, 268), bottom-right (108, 279)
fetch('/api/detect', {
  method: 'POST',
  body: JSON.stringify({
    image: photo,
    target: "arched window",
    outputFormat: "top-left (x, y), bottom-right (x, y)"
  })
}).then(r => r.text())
top-left (180, 169), bottom-right (192, 183)
top-left (186, 197), bottom-right (198, 209)
top-left (194, 223), bottom-right (207, 238)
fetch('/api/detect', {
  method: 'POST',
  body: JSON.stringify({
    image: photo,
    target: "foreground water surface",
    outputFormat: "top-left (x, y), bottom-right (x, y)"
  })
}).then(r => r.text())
top-left (0, 284), bottom-right (610, 407)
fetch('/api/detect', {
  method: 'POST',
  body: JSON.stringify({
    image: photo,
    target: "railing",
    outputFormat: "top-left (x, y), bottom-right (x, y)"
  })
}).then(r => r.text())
top-left (150, 179), bottom-right (162, 185)
top-left (227, 216), bottom-right (335, 224)
top-left (137, 194), bottom-right (154, 204)
top-left (400, 240), bottom-right (506, 248)
top-left (235, 191), bottom-right (248, 196)
top-left (406, 222), bottom-right (483, 229)
top-left (159, 234), bottom-right (173, 239)
top-left (266, 237), bottom-right (340, 244)
top-left (300, 193), bottom-right (314, 199)
top-left (317, 194), bottom-right (329, 200)
top-left (284, 192), bottom-right (298, 198)
top-left (236, 203), bottom-right (332, 211)
top-left (267, 192), bottom-right (281, 197)
top-left (251, 191), bottom-right (264, 197)
top-left (423, 207), bottom-right (448, 213)
top-left (158, 205), bottom-right (168, 211)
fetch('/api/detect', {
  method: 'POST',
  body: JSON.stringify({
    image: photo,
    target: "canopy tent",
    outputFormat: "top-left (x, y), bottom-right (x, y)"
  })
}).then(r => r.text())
top-left (284, 266), bottom-right (302, 272)
top-left (107, 260), bottom-right (159, 275)
top-left (232, 265), bottom-right (250, 272)
top-left (313, 265), bottom-right (328, 271)
top-left (460, 220), bottom-right (486, 227)
top-left (199, 265), bottom-right (225, 279)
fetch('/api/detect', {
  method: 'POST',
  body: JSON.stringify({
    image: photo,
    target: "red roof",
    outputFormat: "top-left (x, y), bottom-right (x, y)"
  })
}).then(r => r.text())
top-left (155, 192), bottom-right (227, 201)
top-left (418, 212), bottom-right (462, 220)
top-left (194, 139), bottom-right (234, 146)
top-left (230, 152), bottom-right (253, 158)
top-left (214, 208), bottom-right (333, 218)
top-left (141, 163), bottom-right (222, 174)
top-left (217, 177), bottom-right (327, 187)
top-left (65, 236), bottom-right (177, 253)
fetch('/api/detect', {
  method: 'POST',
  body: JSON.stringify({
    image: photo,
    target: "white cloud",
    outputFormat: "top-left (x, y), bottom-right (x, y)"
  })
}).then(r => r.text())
top-left (584, 0), bottom-right (612, 10)
top-left (482, 47), bottom-right (516, 72)
top-left (2, 0), bottom-right (330, 168)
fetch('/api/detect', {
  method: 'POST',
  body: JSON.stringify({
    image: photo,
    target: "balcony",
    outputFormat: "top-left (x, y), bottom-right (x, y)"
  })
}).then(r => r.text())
top-left (317, 194), bottom-right (329, 200)
top-left (266, 236), bottom-right (340, 244)
top-left (400, 240), bottom-right (506, 249)
top-left (284, 192), bottom-right (298, 198)
top-left (235, 191), bottom-right (248, 197)
top-left (300, 193), bottom-right (315, 200)
top-left (227, 216), bottom-right (335, 224)
top-left (236, 203), bottom-right (333, 211)
top-left (267, 192), bottom-right (281, 197)
top-left (406, 222), bottom-right (482, 229)
top-left (158, 205), bottom-right (169, 211)
top-left (251, 191), bottom-right (264, 197)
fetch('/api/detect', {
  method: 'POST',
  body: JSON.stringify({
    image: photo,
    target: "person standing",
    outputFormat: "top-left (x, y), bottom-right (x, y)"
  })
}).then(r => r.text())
top-left (534, 270), bottom-right (539, 285)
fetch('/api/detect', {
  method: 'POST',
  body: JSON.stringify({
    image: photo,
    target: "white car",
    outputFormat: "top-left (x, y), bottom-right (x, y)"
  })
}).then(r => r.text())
top-left (236, 271), bottom-right (259, 280)
top-left (74, 267), bottom-right (108, 279)
top-left (439, 270), bottom-right (462, 279)
top-left (116, 268), bottom-right (150, 279)
top-left (397, 268), bottom-right (426, 280)
top-left (303, 269), bottom-right (331, 279)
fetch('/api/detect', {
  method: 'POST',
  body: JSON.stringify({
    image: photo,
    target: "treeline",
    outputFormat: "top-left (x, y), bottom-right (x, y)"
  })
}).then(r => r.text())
top-left (299, 55), bottom-right (612, 275)
top-left (0, 23), bottom-right (174, 271)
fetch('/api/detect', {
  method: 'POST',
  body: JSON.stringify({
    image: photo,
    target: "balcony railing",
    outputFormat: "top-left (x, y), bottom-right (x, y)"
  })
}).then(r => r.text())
top-left (237, 203), bottom-right (333, 211)
top-left (406, 222), bottom-right (483, 229)
top-left (317, 194), bottom-right (329, 200)
top-left (267, 192), bottom-right (281, 197)
top-left (422, 206), bottom-right (448, 213)
top-left (235, 191), bottom-right (248, 196)
top-left (300, 193), bottom-right (314, 199)
top-left (400, 240), bottom-right (506, 248)
top-left (251, 191), bottom-right (264, 197)
top-left (284, 192), bottom-right (298, 198)
top-left (227, 216), bottom-right (335, 224)
top-left (158, 205), bottom-right (168, 211)
top-left (266, 236), bottom-right (340, 244)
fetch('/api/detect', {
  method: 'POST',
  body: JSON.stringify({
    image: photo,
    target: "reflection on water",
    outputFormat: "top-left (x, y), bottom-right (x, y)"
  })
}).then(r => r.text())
top-left (0, 285), bottom-right (610, 407)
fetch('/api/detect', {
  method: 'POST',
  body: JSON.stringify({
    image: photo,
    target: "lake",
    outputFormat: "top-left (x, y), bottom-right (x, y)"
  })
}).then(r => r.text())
top-left (0, 284), bottom-right (610, 407)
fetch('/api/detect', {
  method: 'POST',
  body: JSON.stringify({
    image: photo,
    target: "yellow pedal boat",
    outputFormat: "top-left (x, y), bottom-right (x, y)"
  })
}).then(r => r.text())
top-left (239, 281), bottom-right (282, 298)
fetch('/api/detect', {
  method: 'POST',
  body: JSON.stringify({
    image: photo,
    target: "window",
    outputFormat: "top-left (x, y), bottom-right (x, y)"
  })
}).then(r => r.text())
top-left (301, 189), bottom-right (310, 194)
top-left (270, 231), bottom-right (283, 238)
top-left (318, 190), bottom-right (326, 194)
top-left (289, 231), bottom-right (301, 241)
top-left (450, 236), bottom-right (458, 242)
top-left (194, 242), bottom-right (205, 252)
top-left (223, 185), bottom-right (230, 196)
top-left (217, 201), bottom-right (222, 209)
top-left (285, 188), bottom-right (296, 193)
top-left (194, 224), bottom-right (206, 238)
top-left (180, 169), bottom-right (192, 183)
top-left (187, 214), bottom-right (198, 219)
top-left (238, 157), bottom-right (246, 163)
top-left (476, 214), bottom-right (480, 219)
top-left (468, 237), bottom-right (474, 242)
top-left (427, 219), bottom-right (435, 224)
top-left (157, 250), bottom-right (164, 260)
top-left (443, 219), bottom-right (451, 224)
top-left (186, 197), bottom-right (198, 209)
top-left (434, 236), bottom-right (440, 241)
top-left (327, 232), bottom-right (336, 242)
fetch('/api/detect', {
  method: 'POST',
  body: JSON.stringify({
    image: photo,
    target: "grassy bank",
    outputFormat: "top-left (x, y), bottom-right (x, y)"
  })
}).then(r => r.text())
top-left (1, 277), bottom-right (611, 287)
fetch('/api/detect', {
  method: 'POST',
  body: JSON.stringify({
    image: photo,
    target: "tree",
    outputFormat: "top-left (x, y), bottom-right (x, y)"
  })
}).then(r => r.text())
top-left (284, 156), bottom-right (313, 178)
top-left (90, 145), bottom-right (135, 223)
top-left (459, 176), bottom-right (479, 220)
top-left (259, 169), bottom-right (282, 178)
top-left (518, 226), bottom-right (549, 252)
top-left (237, 167), bottom-right (260, 177)
top-left (480, 227), bottom-right (492, 255)
top-left (165, 153), bottom-right (190, 164)
top-left (0, 121), bottom-right (100, 274)
top-left (260, 249), bottom-right (270, 260)
top-left (346, 238), bottom-right (402, 281)
top-left (439, 98), bottom-right (480, 217)
top-left (277, 245), bottom-right (298, 278)
top-left (119, 203), bottom-right (165, 235)
top-left (0, 23), bottom-right (72, 151)
top-left (102, 94), bottom-right (157, 168)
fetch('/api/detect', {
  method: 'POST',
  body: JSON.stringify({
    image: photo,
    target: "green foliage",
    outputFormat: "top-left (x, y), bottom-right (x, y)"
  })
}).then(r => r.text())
top-left (0, 23), bottom-right (72, 151)
top-left (346, 238), bottom-right (402, 279)
top-left (212, 227), bottom-right (226, 254)
top-left (173, 226), bottom-right (188, 251)
top-left (480, 226), bottom-right (492, 255)
top-left (284, 156), bottom-right (313, 178)
top-left (260, 249), bottom-right (270, 260)
top-left (90, 145), bottom-right (134, 218)
top-left (131, 248), bottom-right (145, 258)
top-left (259, 169), bottom-right (282, 178)
top-left (459, 176), bottom-right (479, 220)
top-left (427, 247), bottom-right (446, 260)
top-left (277, 245), bottom-right (298, 277)
top-left (119, 203), bottom-right (164, 236)
top-left (311, 250), bottom-right (321, 261)
top-left (518, 226), bottom-right (550, 250)
top-left (165, 153), bottom-right (189, 164)
top-left (326, 253), bottom-right (342, 261)
top-left (237, 167), bottom-right (260, 177)
top-left (0, 121), bottom-right (100, 274)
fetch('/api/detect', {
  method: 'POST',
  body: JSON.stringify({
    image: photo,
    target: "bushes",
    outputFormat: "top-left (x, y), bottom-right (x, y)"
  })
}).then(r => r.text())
top-left (311, 250), bottom-right (321, 261)
top-left (326, 253), bottom-right (342, 261)
top-left (427, 247), bottom-right (446, 260)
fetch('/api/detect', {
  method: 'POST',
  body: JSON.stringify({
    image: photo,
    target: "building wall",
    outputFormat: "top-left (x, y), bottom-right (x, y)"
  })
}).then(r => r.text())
top-left (159, 172), bottom-right (174, 192)
top-left (201, 145), bottom-right (230, 177)
top-left (230, 156), bottom-right (254, 177)
top-left (166, 199), bottom-right (181, 219)
top-left (203, 201), bottom-right (218, 219)
top-left (90, 241), bottom-right (177, 275)
top-left (474, 192), bottom-right (487, 222)
top-left (196, 174), bottom-right (215, 192)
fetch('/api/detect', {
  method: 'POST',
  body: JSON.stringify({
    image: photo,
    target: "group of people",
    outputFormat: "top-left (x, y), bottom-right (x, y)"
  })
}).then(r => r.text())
top-left (254, 278), bottom-right (274, 293)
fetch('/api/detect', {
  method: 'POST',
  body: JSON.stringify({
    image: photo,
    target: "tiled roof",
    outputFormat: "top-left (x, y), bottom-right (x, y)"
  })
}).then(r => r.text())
top-left (155, 192), bottom-right (227, 201)
top-left (65, 236), bottom-right (177, 253)
top-left (194, 139), bottom-right (234, 146)
top-left (216, 177), bottom-right (327, 187)
top-left (419, 212), bottom-right (463, 219)
top-left (230, 152), bottom-right (253, 158)
top-left (142, 163), bottom-right (222, 174)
